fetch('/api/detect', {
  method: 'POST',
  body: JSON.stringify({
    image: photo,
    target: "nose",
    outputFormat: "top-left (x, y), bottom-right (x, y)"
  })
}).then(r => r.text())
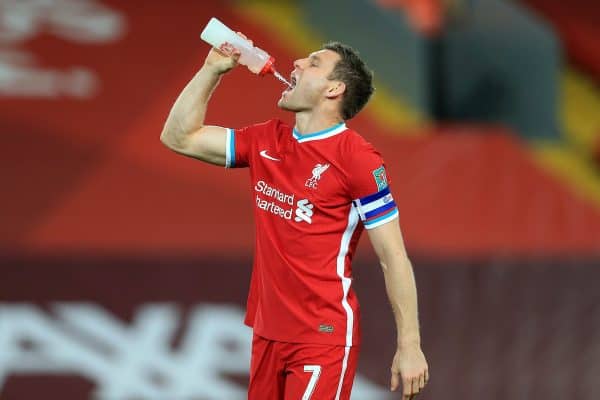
top-left (293, 58), bottom-right (304, 70)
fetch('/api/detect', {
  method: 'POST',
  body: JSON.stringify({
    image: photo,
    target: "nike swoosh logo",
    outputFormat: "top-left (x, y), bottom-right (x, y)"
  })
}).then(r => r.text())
top-left (259, 150), bottom-right (281, 161)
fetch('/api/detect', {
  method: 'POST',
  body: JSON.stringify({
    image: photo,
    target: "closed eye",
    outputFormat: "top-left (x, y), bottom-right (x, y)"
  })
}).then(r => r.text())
top-left (309, 55), bottom-right (321, 67)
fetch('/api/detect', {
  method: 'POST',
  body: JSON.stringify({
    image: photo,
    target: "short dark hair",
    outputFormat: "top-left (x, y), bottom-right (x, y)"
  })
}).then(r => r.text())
top-left (323, 42), bottom-right (374, 120)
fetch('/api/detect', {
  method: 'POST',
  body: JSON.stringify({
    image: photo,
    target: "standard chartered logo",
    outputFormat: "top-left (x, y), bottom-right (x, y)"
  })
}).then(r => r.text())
top-left (294, 199), bottom-right (313, 224)
top-left (254, 180), bottom-right (314, 224)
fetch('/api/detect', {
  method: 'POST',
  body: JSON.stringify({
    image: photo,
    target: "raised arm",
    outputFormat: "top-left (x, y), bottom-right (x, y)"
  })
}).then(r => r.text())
top-left (160, 42), bottom-right (241, 165)
top-left (367, 220), bottom-right (429, 399)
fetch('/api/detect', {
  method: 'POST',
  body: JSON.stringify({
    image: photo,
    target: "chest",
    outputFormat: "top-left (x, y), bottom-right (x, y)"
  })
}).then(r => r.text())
top-left (251, 140), bottom-right (349, 209)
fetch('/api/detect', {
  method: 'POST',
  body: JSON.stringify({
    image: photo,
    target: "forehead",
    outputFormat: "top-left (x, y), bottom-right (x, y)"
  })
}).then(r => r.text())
top-left (308, 49), bottom-right (340, 64)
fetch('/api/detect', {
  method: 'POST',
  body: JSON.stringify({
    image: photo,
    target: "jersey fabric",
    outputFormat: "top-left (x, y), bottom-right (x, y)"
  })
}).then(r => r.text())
top-left (226, 119), bottom-right (398, 348)
top-left (248, 334), bottom-right (359, 400)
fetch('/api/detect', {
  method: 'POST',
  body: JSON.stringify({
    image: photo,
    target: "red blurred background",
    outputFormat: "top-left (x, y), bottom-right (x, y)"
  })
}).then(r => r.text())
top-left (1, 1), bottom-right (599, 399)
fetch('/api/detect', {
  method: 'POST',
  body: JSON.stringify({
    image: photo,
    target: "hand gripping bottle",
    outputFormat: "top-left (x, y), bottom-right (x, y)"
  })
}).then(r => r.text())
top-left (200, 17), bottom-right (275, 76)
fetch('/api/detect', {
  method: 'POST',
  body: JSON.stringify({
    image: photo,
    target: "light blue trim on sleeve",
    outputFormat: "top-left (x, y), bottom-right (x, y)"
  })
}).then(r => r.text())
top-left (225, 128), bottom-right (235, 168)
top-left (364, 208), bottom-right (399, 230)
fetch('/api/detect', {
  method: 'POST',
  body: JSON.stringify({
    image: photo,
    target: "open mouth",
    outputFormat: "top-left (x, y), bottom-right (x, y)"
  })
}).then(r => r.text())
top-left (284, 74), bottom-right (297, 92)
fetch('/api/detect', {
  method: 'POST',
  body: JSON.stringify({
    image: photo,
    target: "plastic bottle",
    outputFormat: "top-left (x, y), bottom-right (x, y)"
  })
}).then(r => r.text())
top-left (200, 17), bottom-right (275, 76)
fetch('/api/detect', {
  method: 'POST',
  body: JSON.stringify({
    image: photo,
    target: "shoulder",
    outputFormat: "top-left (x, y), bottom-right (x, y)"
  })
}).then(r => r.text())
top-left (234, 119), bottom-right (290, 143)
top-left (338, 128), bottom-right (391, 199)
top-left (247, 118), bottom-right (290, 132)
top-left (339, 128), bottom-right (382, 163)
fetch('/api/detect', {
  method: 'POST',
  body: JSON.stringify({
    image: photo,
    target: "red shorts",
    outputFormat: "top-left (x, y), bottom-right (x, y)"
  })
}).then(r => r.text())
top-left (248, 334), bottom-right (359, 400)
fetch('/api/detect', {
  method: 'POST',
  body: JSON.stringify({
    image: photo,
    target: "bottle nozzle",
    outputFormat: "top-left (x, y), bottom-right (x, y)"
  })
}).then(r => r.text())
top-left (259, 56), bottom-right (275, 76)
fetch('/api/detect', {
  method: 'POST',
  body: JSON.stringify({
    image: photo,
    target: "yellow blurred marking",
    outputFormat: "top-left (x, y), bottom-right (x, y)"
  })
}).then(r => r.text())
top-left (561, 68), bottom-right (600, 154)
top-left (529, 68), bottom-right (600, 209)
top-left (234, 0), bottom-right (426, 133)
top-left (532, 142), bottom-right (600, 207)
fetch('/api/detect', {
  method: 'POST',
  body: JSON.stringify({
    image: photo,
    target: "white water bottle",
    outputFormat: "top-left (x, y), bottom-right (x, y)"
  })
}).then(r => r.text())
top-left (200, 17), bottom-right (275, 76)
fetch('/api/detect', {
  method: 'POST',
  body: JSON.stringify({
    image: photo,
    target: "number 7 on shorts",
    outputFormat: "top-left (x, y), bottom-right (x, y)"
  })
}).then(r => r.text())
top-left (302, 365), bottom-right (322, 400)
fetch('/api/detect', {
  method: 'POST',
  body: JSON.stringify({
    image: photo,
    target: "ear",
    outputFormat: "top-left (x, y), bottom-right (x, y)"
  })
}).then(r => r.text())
top-left (325, 81), bottom-right (345, 99)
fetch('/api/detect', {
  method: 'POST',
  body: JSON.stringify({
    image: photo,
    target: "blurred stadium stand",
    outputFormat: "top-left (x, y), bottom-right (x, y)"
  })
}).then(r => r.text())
top-left (1, 0), bottom-right (599, 399)
top-left (304, 0), bottom-right (561, 139)
top-left (521, 0), bottom-right (600, 178)
top-left (523, 0), bottom-right (600, 83)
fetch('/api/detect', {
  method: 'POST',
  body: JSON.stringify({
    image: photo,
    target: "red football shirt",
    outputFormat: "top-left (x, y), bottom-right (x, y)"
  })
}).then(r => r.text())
top-left (226, 119), bottom-right (398, 347)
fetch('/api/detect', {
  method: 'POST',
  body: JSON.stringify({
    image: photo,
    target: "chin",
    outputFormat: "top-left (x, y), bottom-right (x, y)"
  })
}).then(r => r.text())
top-left (278, 100), bottom-right (294, 111)
top-left (277, 97), bottom-right (307, 113)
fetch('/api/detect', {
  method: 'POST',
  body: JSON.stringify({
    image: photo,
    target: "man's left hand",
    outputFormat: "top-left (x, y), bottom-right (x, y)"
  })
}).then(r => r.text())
top-left (390, 344), bottom-right (429, 399)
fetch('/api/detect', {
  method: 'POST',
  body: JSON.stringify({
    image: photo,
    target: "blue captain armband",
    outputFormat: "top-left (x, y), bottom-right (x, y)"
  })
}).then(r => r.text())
top-left (225, 128), bottom-right (235, 168)
top-left (352, 186), bottom-right (399, 229)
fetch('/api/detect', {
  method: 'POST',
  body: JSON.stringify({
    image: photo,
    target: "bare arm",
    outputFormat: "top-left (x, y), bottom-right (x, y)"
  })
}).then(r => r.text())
top-left (367, 220), bottom-right (429, 399)
top-left (160, 42), bottom-right (243, 165)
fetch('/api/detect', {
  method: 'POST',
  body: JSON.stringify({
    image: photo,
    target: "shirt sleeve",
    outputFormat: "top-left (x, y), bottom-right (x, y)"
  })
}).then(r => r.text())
top-left (348, 145), bottom-right (399, 230)
top-left (225, 120), bottom-right (274, 168)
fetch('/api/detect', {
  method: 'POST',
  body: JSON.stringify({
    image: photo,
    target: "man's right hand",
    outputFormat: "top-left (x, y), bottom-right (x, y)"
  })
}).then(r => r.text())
top-left (204, 32), bottom-right (250, 74)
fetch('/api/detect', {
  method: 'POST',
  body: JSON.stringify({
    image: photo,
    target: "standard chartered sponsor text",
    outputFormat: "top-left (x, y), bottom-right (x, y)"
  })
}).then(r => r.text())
top-left (255, 180), bottom-right (295, 220)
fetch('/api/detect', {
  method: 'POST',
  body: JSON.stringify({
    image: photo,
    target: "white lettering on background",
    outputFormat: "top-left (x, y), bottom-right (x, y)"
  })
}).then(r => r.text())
top-left (0, 303), bottom-right (391, 399)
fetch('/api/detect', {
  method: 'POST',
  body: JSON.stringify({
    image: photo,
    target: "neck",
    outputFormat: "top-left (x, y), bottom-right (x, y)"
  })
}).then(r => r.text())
top-left (294, 111), bottom-right (343, 135)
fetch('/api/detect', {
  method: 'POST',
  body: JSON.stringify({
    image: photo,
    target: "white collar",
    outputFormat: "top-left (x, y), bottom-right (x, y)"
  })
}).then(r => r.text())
top-left (292, 122), bottom-right (347, 143)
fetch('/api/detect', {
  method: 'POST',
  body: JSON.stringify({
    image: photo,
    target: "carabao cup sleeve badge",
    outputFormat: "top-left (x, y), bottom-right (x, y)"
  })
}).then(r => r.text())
top-left (372, 166), bottom-right (388, 191)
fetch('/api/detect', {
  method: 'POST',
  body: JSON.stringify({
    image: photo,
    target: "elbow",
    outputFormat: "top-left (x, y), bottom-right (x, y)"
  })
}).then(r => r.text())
top-left (159, 127), bottom-right (170, 145)
top-left (160, 128), bottom-right (178, 151)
